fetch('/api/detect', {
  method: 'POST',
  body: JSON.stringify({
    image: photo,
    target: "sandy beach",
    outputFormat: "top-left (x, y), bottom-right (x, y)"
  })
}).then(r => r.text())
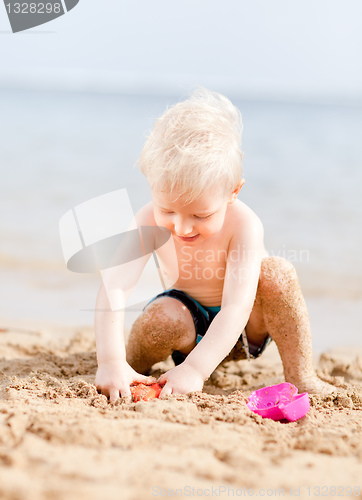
top-left (0, 322), bottom-right (361, 500)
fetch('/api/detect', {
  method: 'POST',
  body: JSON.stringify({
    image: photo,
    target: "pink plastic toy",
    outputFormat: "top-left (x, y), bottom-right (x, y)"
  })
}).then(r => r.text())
top-left (247, 383), bottom-right (310, 421)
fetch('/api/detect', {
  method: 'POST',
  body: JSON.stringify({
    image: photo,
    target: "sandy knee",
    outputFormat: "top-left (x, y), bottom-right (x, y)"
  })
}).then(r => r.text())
top-left (129, 297), bottom-right (196, 351)
top-left (260, 256), bottom-right (298, 290)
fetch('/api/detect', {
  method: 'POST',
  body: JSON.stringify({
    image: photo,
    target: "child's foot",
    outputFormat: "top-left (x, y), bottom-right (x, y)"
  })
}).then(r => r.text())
top-left (291, 376), bottom-right (341, 396)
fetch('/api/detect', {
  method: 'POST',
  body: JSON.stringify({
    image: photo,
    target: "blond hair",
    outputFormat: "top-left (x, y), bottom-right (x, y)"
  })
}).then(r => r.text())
top-left (138, 87), bottom-right (243, 203)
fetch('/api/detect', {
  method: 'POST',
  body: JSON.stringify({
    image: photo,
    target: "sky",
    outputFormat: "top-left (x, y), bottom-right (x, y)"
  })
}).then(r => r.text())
top-left (1, 0), bottom-right (362, 101)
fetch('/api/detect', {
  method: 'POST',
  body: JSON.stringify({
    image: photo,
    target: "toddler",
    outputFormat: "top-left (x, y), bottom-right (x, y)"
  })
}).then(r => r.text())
top-left (95, 88), bottom-right (335, 402)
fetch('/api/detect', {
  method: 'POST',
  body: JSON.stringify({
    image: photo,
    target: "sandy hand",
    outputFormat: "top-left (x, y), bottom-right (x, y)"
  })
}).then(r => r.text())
top-left (158, 363), bottom-right (204, 397)
top-left (95, 360), bottom-right (156, 403)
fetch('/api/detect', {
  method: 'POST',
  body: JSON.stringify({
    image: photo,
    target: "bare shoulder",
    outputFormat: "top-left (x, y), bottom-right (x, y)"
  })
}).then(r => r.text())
top-left (134, 202), bottom-right (170, 252)
top-left (134, 201), bottom-right (157, 226)
top-left (226, 199), bottom-right (264, 237)
top-left (225, 200), bottom-right (266, 262)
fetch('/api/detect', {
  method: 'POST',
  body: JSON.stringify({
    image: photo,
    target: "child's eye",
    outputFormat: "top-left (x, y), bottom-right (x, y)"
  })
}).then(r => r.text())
top-left (194, 214), bottom-right (212, 220)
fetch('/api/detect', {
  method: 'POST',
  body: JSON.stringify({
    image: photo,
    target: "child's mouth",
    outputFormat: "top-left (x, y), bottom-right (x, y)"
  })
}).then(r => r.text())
top-left (176, 234), bottom-right (200, 243)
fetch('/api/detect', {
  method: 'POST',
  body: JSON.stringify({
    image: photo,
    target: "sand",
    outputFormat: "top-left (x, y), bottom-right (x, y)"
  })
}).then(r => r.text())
top-left (0, 324), bottom-right (361, 500)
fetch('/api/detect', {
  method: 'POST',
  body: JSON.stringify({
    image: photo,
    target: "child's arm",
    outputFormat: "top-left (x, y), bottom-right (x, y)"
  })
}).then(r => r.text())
top-left (94, 205), bottom-right (157, 402)
top-left (159, 213), bottom-right (265, 395)
top-left (95, 282), bottom-right (155, 402)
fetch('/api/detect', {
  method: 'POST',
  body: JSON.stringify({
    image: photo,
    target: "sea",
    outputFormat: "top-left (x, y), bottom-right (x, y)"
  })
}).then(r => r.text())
top-left (0, 87), bottom-right (361, 353)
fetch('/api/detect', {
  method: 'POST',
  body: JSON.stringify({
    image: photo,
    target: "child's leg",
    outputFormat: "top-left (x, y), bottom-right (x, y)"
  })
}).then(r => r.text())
top-left (247, 256), bottom-right (336, 395)
top-left (126, 297), bottom-right (196, 374)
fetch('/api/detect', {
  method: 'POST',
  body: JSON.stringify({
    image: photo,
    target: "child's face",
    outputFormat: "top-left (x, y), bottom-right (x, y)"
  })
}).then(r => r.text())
top-left (151, 183), bottom-right (241, 245)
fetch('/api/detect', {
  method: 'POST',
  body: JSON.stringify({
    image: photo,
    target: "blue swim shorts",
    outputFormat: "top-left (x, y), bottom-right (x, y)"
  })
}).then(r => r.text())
top-left (145, 289), bottom-right (272, 366)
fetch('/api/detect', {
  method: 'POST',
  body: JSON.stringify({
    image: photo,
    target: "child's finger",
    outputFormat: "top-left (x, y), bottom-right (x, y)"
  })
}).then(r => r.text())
top-left (119, 385), bottom-right (132, 398)
top-left (160, 383), bottom-right (172, 398)
top-left (157, 374), bottom-right (167, 385)
top-left (109, 387), bottom-right (120, 403)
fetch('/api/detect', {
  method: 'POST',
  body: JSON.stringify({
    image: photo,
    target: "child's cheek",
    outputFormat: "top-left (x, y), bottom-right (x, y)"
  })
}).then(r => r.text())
top-left (203, 216), bottom-right (224, 237)
top-left (154, 212), bottom-right (168, 229)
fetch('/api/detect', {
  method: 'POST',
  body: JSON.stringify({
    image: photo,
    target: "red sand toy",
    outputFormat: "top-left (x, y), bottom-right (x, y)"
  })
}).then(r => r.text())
top-left (130, 382), bottom-right (163, 402)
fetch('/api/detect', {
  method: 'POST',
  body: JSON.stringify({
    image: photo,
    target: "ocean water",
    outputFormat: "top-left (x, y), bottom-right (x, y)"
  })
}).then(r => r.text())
top-left (0, 88), bottom-right (361, 351)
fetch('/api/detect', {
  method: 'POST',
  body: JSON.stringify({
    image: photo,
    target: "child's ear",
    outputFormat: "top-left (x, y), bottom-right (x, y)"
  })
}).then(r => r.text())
top-left (228, 179), bottom-right (245, 203)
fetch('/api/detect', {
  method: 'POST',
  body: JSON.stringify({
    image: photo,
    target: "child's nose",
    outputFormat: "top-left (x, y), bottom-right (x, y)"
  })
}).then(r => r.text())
top-left (174, 217), bottom-right (193, 236)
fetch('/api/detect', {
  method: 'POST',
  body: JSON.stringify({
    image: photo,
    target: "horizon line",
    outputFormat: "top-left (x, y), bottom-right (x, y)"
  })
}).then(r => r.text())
top-left (1, 68), bottom-right (362, 107)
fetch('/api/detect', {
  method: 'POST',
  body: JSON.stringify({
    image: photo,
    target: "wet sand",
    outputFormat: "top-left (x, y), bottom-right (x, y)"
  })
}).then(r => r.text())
top-left (0, 323), bottom-right (361, 500)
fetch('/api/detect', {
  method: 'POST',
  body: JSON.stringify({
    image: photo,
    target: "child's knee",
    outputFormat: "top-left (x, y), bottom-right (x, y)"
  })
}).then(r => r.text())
top-left (129, 298), bottom-right (195, 350)
top-left (259, 256), bottom-right (298, 295)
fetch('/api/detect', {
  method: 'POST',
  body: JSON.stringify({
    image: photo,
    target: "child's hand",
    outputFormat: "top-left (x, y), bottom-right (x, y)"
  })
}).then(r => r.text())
top-left (95, 360), bottom-right (156, 403)
top-left (157, 363), bottom-right (204, 397)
